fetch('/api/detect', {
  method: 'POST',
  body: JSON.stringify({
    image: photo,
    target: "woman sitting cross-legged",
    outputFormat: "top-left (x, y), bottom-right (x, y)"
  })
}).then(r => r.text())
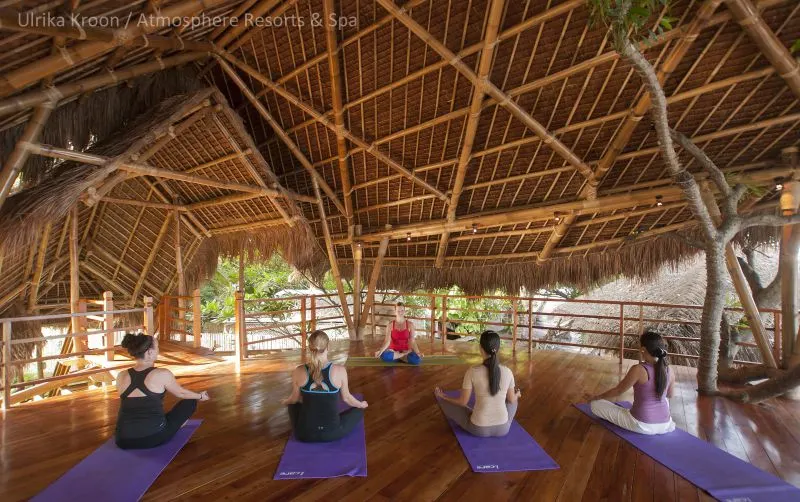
top-left (584, 330), bottom-right (676, 435)
top-left (434, 330), bottom-right (521, 437)
top-left (374, 301), bottom-right (424, 364)
top-left (282, 330), bottom-right (368, 442)
top-left (115, 333), bottom-right (210, 450)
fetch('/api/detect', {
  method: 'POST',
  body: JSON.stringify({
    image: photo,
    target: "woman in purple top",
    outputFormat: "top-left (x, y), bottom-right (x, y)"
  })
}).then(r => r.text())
top-left (585, 331), bottom-right (676, 435)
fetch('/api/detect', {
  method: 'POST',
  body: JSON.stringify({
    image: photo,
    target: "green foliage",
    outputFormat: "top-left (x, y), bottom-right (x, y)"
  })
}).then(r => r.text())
top-left (791, 39), bottom-right (800, 54)
top-left (587, 0), bottom-right (673, 46)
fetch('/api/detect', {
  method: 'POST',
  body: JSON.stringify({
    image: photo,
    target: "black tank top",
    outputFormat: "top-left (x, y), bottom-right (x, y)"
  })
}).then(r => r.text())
top-left (298, 363), bottom-right (341, 430)
top-left (115, 367), bottom-right (166, 439)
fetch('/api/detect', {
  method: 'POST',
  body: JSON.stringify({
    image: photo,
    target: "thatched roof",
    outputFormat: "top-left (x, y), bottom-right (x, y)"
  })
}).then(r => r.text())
top-left (0, 0), bottom-right (798, 308)
top-left (544, 248), bottom-right (779, 365)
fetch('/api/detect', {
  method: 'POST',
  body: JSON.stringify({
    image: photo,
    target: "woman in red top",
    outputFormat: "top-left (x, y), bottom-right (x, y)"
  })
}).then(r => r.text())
top-left (374, 302), bottom-right (424, 364)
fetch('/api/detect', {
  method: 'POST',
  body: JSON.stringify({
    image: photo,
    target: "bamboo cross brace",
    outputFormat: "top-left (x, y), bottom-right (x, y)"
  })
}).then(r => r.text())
top-left (0, 102), bottom-right (54, 211)
top-left (28, 223), bottom-right (52, 311)
top-left (214, 56), bottom-right (347, 215)
top-left (130, 216), bottom-right (172, 307)
top-left (215, 50), bottom-right (449, 202)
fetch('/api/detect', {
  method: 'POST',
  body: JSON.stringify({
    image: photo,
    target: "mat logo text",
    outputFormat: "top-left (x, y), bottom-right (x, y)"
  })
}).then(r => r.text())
top-left (476, 465), bottom-right (500, 470)
top-left (279, 472), bottom-right (304, 476)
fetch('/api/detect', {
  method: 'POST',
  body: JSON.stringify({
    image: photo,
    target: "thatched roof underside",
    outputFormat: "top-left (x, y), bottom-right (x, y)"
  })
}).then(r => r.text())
top-left (0, 0), bottom-right (798, 307)
top-left (545, 249), bottom-right (779, 366)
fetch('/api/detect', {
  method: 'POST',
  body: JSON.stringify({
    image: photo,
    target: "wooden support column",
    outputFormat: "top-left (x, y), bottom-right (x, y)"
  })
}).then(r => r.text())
top-left (311, 179), bottom-right (354, 335)
top-left (103, 292), bottom-right (114, 362)
top-left (193, 289), bottom-right (202, 349)
top-left (527, 299), bottom-right (534, 353)
top-left (359, 236), bottom-right (390, 328)
top-left (234, 291), bottom-right (246, 361)
top-left (725, 0), bottom-right (800, 99)
top-left (700, 183), bottom-right (778, 368)
top-left (0, 102), bottom-right (54, 211)
top-left (619, 304), bottom-right (626, 365)
top-left (300, 297), bottom-right (307, 351)
top-left (780, 148), bottom-right (800, 366)
top-left (69, 207), bottom-right (85, 352)
top-left (131, 217), bottom-right (172, 306)
top-left (310, 296), bottom-right (317, 332)
top-left (436, 0), bottom-right (506, 267)
top-left (352, 244), bottom-right (363, 340)
top-left (143, 297), bottom-right (154, 336)
top-left (512, 299), bottom-right (519, 353)
top-left (238, 245), bottom-right (246, 294)
top-left (2, 321), bottom-right (10, 410)
top-left (430, 296), bottom-right (436, 344)
top-left (28, 223), bottom-right (52, 311)
top-left (215, 57), bottom-right (347, 215)
top-left (441, 296), bottom-right (448, 352)
top-left (173, 207), bottom-right (186, 343)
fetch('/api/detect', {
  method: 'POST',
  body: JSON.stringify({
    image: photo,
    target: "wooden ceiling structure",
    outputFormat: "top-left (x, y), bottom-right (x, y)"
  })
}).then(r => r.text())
top-left (0, 0), bottom-right (798, 315)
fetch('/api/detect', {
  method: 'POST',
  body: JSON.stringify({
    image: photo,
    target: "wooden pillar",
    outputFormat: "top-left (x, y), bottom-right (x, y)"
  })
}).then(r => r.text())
top-left (36, 343), bottom-right (44, 379)
top-left (527, 299), bottom-right (534, 354)
top-left (192, 288), bottom-right (202, 349)
top-left (234, 290), bottom-right (246, 361)
top-left (1, 321), bottom-right (10, 410)
top-left (774, 312), bottom-right (782, 366)
top-left (371, 306), bottom-right (376, 338)
top-left (441, 296), bottom-right (448, 352)
top-left (300, 297), bottom-right (307, 352)
top-left (429, 296), bottom-right (436, 344)
top-left (619, 303), bottom-right (625, 365)
top-left (103, 291), bottom-right (114, 362)
top-left (69, 207), bottom-right (85, 352)
top-left (143, 296), bottom-right (154, 336)
top-left (78, 299), bottom-right (88, 351)
top-left (511, 299), bottom-right (518, 353)
top-left (780, 166), bottom-right (800, 366)
top-left (310, 296), bottom-right (317, 332)
top-left (353, 243), bottom-right (363, 339)
top-left (173, 208), bottom-right (186, 343)
top-left (359, 235), bottom-right (390, 328)
top-left (238, 245), bottom-right (246, 294)
top-left (28, 222), bottom-right (52, 311)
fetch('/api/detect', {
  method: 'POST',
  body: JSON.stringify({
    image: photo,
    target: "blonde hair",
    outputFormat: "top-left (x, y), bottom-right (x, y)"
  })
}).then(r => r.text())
top-left (307, 330), bottom-right (330, 386)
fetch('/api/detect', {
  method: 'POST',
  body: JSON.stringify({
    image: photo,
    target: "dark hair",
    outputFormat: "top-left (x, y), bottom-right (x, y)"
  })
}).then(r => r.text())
top-left (121, 333), bottom-right (155, 359)
top-left (480, 330), bottom-right (501, 396)
top-left (396, 301), bottom-right (405, 307)
top-left (640, 330), bottom-right (669, 396)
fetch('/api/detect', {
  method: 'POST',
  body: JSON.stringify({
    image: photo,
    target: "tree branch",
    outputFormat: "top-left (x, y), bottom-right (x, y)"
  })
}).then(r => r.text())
top-left (741, 213), bottom-right (800, 230)
top-left (618, 39), bottom-right (718, 242)
top-left (670, 128), bottom-right (731, 198)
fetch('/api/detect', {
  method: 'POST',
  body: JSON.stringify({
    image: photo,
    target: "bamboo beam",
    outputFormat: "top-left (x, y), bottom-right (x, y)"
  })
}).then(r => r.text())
top-left (381, 1), bottom-right (595, 187)
top-left (0, 10), bottom-right (215, 52)
top-left (186, 192), bottom-right (277, 211)
top-left (323, 0), bottom-right (354, 224)
top-left (0, 102), bottom-right (54, 210)
top-left (80, 261), bottom-right (127, 296)
top-left (0, 0), bottom-right (226, 97)
top-left (209, 216), bottom-right (289, 234)
top-left (27, 143), bottom-right (297, 201)
top-left (216, 51), bottom-right (449, 202)
top-left (185, 151), bottom-right (251, 174)
top-left (130, 216), bottom-right (171, 306)
top-left (0, 283), bottom-right (28, 311)
top-left (0, 52), bottom-right (207, 118)
top-left (725, 0), bottom-right (800, 99)
top-left (96, 197), bottom-right (187, 211)
top-left (537, 0), bottom-right (723, 264)
top-left (69, 206), bottom-right (84, 352)
top-left (87, 246), bottom-right (160, 294)
top-left (437, 0), bottom-right (505, 268)
top-left (28, 222), bottom-right (52, 311)
top-left (359, 236), bottom-right (390, 327)
top-left (334, 166), bottom-right (793, 244)
top-left (215, 56), bottom-right (347, 215)
top-left (138, 177), bottom-right (209, 238)
top-left (174, 208), bottom-right (185, 299)
top-left (217, 0), bottom-right (281, 48)
top-left (311, 178), bottom-right (354, 334)
top-left (209, 0), bottom-right (258, 40)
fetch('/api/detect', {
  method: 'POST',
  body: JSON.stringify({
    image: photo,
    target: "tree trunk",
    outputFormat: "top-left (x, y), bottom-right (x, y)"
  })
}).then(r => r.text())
top-left (698, 244), bottom-right (726, 393)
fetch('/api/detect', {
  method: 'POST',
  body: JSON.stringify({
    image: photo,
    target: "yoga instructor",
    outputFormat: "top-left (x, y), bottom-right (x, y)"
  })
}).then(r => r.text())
top-left (374, 301), bottom-right (424, 364)
top-left (435, 330), bottom-right (520, 437)
top-left (115, 333), bottom-right (209, 449)
top-left (283, 330), bottom-right (368, 442)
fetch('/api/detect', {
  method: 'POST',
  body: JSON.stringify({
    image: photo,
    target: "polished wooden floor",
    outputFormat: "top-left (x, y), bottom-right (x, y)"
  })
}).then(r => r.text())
top-left (3, 338), bottom-right (800, 501)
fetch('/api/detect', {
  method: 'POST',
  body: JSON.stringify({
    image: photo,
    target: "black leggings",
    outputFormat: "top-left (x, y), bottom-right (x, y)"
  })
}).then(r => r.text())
top-left (288, 403), bottom-right (363, 442)
top-left (115, 399), bottom-right (198, 450)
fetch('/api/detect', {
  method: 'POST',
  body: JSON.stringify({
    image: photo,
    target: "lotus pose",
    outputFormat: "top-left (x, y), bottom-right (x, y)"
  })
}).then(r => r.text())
top-left (434, 330), bottom-right (520, 437)
top-left (374, 301), bottom-right (423, 364)
top-left (283, 330), bottom-right (368, 442)
top-left (115, 333), bottom-right (209, 449)
top-left (585, 330), bottom-right (676, 435)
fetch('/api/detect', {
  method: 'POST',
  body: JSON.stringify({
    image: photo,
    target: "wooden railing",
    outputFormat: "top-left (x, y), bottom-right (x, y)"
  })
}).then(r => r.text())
top-left (232, 290), bottom-right (782, 367)
top-left (0, 292), bottom-right (154, 409)
top-left (157, 290), bottom-right (201, 348)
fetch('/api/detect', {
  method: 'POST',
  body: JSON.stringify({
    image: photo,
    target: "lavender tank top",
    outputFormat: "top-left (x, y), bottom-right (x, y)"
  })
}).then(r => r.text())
top-left (630, 363), bottom-right (671, 424)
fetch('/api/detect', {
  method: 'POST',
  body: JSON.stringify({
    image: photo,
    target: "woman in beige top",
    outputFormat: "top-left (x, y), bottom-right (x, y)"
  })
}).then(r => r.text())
top-left (435, 331), bottom-right (521, 437)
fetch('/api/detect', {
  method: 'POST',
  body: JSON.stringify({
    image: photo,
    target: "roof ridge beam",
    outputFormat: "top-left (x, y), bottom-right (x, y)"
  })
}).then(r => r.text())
top-left (436, 0), bottom-right (507, 268)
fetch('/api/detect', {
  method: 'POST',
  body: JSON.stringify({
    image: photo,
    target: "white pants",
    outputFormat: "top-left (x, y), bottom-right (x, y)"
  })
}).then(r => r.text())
top-left (590, 400), bottom-right (676, 435)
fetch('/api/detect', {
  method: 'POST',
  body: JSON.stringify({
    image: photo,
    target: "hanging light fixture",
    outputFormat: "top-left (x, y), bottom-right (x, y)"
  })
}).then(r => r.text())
top-left (656, 195), bottom-right (663, 207)
top-left (472, 223), bottom-right (478, 234)
top-left (775, 177), bottom-right (785, 191)
top-left (406, 233), bottom-right (411, 241)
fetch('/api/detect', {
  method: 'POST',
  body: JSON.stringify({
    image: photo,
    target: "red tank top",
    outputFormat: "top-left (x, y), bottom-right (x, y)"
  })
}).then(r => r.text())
top-left (390, 320), bottom-right (410, 351)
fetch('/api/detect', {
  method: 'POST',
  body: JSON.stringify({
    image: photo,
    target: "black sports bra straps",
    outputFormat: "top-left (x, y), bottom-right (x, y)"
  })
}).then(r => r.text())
top-left (121, 367), bottom-right (162, 398)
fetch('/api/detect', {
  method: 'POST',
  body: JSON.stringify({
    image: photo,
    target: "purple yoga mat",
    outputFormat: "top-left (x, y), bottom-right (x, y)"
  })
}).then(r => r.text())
top-left (274, 394), bottom-right (367, 480)
top-left (437, 391), bottom-right (559, 473)
top-left (32, 419), bottom-right (202, 502)
top-left (575, 402), bottom-right (800, 502)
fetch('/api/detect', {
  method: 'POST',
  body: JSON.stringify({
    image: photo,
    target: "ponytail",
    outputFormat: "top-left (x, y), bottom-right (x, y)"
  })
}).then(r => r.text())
top-left (120, 332), bottom-right (154, 359)
top-left (307, 330), bottom-right (330, 387)
top-left (479, 330), bottom-right (501, 396)
top-left (641, 330), bottom-right (669, 397)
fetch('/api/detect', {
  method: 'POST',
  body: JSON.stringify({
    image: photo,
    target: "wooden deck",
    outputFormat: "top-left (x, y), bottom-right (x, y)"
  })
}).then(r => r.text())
top-left (3, 338), bottom-right (800, 501)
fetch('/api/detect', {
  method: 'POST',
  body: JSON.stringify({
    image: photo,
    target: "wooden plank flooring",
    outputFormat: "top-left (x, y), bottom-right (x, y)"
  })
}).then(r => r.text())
top-left (2, 338), bottom-right (800, 501)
